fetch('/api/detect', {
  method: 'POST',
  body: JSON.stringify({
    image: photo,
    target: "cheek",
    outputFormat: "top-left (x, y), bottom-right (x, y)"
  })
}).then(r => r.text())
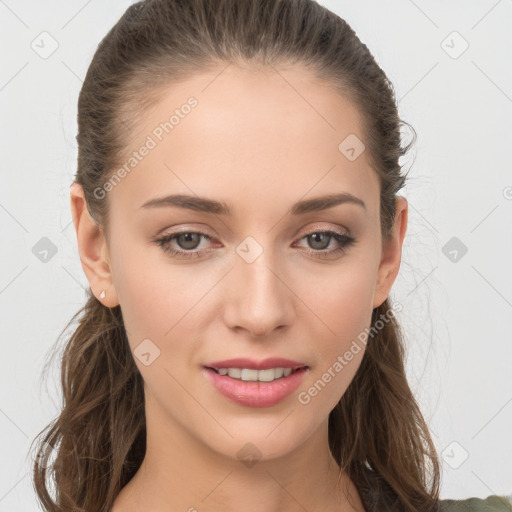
top-left (109, 234), bottom-right (213, 375)
top-left (109, 232), bottom-right (174, 345)
top-left (300, 258), bottom-right (377, 343)
top-left (111, 251), bottom-right (197, 406)
top-left (294, 260), bottom-right (376, 407)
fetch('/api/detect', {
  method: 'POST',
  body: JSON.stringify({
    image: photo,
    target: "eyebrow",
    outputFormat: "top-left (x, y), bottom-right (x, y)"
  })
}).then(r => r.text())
top-left (140, 192), bottom-right (366, 215)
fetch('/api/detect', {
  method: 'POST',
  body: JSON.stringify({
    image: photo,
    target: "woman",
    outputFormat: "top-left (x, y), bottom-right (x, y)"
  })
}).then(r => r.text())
top-left (31, 0), bottom-right (511, 511)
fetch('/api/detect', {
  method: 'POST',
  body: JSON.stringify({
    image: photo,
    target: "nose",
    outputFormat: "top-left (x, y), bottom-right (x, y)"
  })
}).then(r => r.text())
top-left (223, 247), bottom-right (295, 339)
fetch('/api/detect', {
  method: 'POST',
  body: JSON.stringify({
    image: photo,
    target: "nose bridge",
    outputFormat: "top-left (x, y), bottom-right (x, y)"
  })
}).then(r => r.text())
top-left (225, 236), bottom-right (294, 337)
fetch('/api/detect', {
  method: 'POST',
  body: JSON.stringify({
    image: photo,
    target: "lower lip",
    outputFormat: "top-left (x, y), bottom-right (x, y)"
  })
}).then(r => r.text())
top-left (203, 367), bottom-right (309, 407)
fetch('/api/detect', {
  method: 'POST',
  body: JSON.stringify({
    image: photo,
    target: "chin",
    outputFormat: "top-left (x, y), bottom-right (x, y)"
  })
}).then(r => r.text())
top-left (199, 414), bottom-right (323, 464)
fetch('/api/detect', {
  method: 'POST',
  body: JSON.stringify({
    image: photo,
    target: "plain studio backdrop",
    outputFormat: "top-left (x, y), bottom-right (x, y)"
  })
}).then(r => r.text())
top-left (1, 0), bottom-right (511, 509)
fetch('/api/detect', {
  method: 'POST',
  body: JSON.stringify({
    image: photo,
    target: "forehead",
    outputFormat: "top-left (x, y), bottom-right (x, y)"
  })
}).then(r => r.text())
top-left (108, 63), bottom-right (379, 221)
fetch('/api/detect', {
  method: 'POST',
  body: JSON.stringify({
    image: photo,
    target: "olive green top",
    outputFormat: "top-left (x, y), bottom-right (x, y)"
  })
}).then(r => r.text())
top-left (439, 495), bottom-right (512, 511)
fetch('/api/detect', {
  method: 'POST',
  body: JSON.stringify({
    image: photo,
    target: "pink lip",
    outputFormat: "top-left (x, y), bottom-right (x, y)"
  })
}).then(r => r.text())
top-left (202, 366), bottom-right (309, 408)
top-left (205, 357), bottom-right (307, 371)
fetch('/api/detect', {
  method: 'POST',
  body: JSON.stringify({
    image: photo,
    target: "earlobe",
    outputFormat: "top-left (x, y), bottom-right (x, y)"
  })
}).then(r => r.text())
top-left (372, 196), bottom-right (408, 309)
top-left (70, 182), bottom-right (120, 307)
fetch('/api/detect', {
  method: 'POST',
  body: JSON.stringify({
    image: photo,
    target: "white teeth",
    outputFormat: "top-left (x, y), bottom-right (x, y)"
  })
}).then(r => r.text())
top-left (214, 367), bottom-right (300, 382)
top-left (274, 368), bottom-right (284, 379)
top-left (227, 368), bottom-right (242, 379)
top-left (241, 369), bottom-right (258, 381)
top-left (257, 369), bottom-right (276, 382)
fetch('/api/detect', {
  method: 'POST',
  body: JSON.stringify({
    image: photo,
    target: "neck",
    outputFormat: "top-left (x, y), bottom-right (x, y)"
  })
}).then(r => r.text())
top-left (112, 393), bottom-right (365, 512)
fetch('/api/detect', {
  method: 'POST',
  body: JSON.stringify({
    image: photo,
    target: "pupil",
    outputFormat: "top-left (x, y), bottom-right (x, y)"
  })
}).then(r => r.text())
top-left (179, 233), bottom-right (199, 249)
top-left (310, 233), bottom-right (329, 249)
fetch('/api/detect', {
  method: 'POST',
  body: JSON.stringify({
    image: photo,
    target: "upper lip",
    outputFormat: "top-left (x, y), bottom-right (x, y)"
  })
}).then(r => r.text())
top-left (205, 357), bottom-right (308, 371)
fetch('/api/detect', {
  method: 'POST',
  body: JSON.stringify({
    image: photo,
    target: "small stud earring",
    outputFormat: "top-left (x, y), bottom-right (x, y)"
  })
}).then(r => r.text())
top-left (99, 290), bottom-right (106, 299)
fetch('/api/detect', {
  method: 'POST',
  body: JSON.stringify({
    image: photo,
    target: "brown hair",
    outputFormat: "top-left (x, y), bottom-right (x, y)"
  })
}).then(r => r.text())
top-left (31, 1), bottom-right (440, 510)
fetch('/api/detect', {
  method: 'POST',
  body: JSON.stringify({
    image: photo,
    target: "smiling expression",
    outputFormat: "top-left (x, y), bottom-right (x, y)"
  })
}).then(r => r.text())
top-left (95, 62), bottom-right (398, 460)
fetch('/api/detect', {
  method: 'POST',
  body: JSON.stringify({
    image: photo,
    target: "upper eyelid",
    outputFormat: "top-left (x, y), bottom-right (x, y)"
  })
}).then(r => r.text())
top-left (158, 222), bottom-right (350, 238)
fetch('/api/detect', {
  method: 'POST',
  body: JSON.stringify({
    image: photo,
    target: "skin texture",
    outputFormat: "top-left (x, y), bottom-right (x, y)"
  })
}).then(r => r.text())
top-left (70, 63), bottom-right (408, 512)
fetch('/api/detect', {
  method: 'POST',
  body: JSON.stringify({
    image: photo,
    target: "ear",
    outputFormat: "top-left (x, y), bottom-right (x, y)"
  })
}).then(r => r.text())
top-left (70, 182), bottom-right (119, 307)
top-left (372, 196), bottom-right (408, 309)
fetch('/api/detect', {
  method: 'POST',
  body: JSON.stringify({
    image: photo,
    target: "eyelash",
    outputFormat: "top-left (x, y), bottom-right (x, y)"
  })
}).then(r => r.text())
top-left (153, 228), bottom-right (356, 260)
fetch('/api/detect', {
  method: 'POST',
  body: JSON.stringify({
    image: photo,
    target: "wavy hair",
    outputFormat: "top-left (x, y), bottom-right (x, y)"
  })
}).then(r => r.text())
top-left (31, 0), bottom-right (440, 510)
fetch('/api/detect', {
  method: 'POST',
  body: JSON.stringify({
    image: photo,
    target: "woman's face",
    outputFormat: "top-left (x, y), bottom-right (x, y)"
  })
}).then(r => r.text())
top-left (79, 63), bottom-right (406, 462)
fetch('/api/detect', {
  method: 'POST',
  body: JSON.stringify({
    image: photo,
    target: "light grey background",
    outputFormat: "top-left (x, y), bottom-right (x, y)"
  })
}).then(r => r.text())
top-left (1, 0), bottom-right (511, 509)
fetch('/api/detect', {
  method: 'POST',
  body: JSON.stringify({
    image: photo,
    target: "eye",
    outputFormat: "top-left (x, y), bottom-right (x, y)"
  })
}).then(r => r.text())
top-left (153, 231), bottom-right (215, 259)
top-left (152, 228), bottom-right (356, 260)
top-left (294, 229), bottom-right (356, 259)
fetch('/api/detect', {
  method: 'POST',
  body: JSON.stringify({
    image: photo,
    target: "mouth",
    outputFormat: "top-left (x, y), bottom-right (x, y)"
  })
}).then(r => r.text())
top-left (204, 365), bottom-right (308, 383)
top-left (202, 361), bottom-right (310, 408)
